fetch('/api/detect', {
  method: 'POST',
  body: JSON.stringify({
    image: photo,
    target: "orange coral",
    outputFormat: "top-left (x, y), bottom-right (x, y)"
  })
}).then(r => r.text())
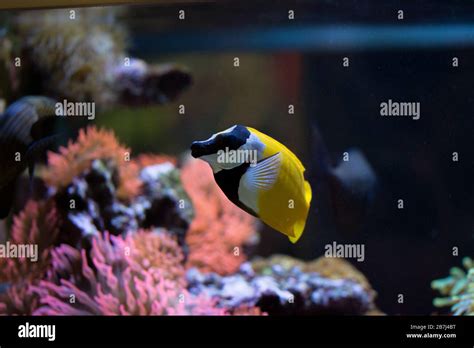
top-left (133, 153), bottom-right (177, 168)
top-left (231, 306), bottom-right (267, 316)
top-left (43, 126), bottom-right (141, 200)
top-left (42, 127), bottom-right (180, 201)
top-left (181, 158), bottom-right (258, 275)
top-left (119, 229), bottom-right (185, 285)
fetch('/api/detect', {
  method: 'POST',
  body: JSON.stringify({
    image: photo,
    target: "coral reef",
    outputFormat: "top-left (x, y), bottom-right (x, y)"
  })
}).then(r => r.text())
top-left (187, 255), bottom-right (379, 315)
top-left (44, 126), bottom-right (140, 200)
top-left (0, 199), bottom-right (60, 283)
top-left (432, 257), bottom-right (474, 315)
top-left (137, 160), bottom-right (193, 249)
top-left (33, 232), bottom-right (223, 315)
top-left (41, 126), bottom-right (192, 248)
top-left (0, 126), bottom-right (379, 317)
top-left (0, 127), bottom-right (260, 315)
top-left (0, 283), bottom-right (39, 316)
top-left (181, 158), bottom-right (259, 275)
top-left (0, 199), bottom-right (60, 315)
top-left (133, 153), bottom-right (177, 168)
top-left (252, 254), bottom-right (374, 294)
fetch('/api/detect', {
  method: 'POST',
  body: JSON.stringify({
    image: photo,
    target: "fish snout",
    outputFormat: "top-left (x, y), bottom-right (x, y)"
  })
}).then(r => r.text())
top-left (191, 140), bottom-right (208, 158)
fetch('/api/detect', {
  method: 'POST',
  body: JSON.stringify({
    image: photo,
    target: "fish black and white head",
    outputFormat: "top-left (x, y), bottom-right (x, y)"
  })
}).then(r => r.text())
top-left (191, 125), bottom-right (264, 173)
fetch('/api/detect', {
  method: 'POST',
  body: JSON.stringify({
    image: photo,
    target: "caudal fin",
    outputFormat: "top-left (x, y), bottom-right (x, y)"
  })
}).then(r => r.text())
top-left (287, 180), bottom-right (312, 244)
top-left (304, 180), bottom-right (312, 205)
top-left (328, 148), bottom-right (377, 233)
top-left (288, 217), bottom-right (307, 243)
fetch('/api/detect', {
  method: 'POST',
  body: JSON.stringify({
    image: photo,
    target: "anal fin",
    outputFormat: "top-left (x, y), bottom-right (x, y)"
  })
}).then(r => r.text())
top-left (288, 218), bottom-right (306, 243)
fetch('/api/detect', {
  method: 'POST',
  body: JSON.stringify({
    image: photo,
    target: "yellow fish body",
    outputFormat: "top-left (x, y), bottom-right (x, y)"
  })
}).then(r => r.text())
top-left (191, 125), bottom-right (312, 243)
top-left (246, 127), bottom-right (312, 243)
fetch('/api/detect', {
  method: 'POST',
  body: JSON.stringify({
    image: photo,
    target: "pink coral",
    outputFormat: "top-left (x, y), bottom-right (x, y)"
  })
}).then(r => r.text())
top-left (181, 158), bottom-right (258, 275)
top-left (0, 199), bottom-right (60, 315)
top-left (125, 229), bottom-right (185, 285)
top-left (10, 199), bottom-right (60, 249)
top-left (0, 283), bottom-right (40, 315)
top-left (0, 199), bottom-right (60, 282)
top-left (33, 232), bottom-right (224, 315)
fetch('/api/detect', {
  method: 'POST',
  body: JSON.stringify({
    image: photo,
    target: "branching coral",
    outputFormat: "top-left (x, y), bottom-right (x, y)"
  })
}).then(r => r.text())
top-left (432, 257), bottom-right (474, 315)
top-left (120, 229), bottom-right (185, 284)
top-left (0, 284), bottom-right (40, 315)
top-left (39, 126), bottom-right (192, 249)
top-left (43, 126), bottom-right (141, 200)
top-left (181, 158), bottom-right (258, 275)
top-left (0, 199), bottom-right (60, 283)
top-left (33, 231), bottom-right (223, 315)
top-left (10, 200), bottom-right (60, 250)
top-left (0, 199), bottom-right (60, 315)
top-left (0, 129), bottom-right (264, 315)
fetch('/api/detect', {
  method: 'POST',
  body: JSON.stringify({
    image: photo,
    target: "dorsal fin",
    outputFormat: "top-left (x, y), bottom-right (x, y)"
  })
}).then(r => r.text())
top-left (247, 126), bottom-right (305, 172)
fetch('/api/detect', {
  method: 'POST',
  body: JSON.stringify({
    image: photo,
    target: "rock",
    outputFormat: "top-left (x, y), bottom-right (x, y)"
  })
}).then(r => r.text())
top-left (187, 257), bottom-right (381, 315)
top-left (54, 159), bottom-right (193, 252)
top-left (138, 162), bottom-right (193, 249)
top-left (252, 254), bottom-right (374, 295)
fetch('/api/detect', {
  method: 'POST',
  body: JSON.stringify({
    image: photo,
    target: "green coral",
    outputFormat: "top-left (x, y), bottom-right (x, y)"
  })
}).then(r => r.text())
top-left (432, 257), bottom-right (474, 315)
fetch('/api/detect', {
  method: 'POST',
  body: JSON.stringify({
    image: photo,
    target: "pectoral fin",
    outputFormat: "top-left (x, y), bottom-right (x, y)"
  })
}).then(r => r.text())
top-left (242, 152), bottom-right (281, 192)
top-left (237, 152), bottom-right (281, 216)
